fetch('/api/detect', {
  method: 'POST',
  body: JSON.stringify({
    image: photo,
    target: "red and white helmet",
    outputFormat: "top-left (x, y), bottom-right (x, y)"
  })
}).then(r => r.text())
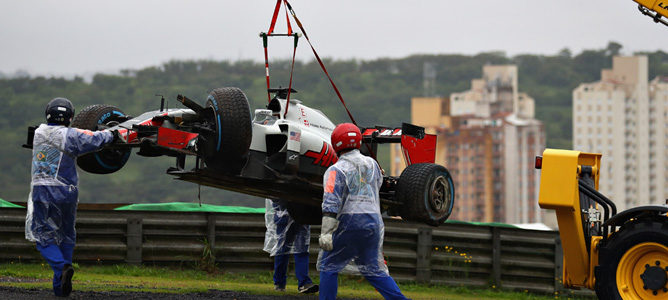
top-left (331, 123), bottom-right (362, 154)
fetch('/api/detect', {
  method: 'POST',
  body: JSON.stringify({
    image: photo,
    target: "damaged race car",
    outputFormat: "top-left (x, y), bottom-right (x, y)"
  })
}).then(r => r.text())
top-left (27, 87), bottom-right (455, 226)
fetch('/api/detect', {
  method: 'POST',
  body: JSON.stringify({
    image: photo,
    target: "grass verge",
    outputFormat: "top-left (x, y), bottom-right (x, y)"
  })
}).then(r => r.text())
top-left (0, 263), bottom-right (591, 299)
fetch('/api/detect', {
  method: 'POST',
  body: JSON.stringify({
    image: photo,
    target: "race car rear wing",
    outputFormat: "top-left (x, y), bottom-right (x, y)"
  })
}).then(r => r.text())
top-left (360, 123), bottom-right (436, 165)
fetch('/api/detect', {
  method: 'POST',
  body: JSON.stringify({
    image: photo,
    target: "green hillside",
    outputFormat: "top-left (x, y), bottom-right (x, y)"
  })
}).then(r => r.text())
top-left (1, 42), bottom-right (665, 205)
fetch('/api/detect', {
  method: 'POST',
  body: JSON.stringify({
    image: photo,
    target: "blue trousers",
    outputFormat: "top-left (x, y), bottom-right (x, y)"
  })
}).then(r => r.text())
top-left (36, 242), bottom-right (74, 297)
top-left (319, 214), bottom-right (388, 277)
top-left (273, 252), bottom-right (312, 288)
top-left (319, 271), bottom-right (408, 300)
top-left (30, 186), bottom-right (78, 246)
top-left (272, 205), bottom-right (310, 255)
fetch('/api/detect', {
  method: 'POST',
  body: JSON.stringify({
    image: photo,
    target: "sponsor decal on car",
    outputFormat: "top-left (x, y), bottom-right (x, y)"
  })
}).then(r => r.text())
top-left (304, 142), bottom-right (338, 167)
top-left (361, 128), bottom-right (402, 137)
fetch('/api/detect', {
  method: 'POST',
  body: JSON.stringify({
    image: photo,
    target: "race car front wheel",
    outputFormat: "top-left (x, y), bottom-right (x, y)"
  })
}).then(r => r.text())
top-left (71, 104), bottom-right (131, 174)
top-left (201, 87), bottom-right (252, 174)
top-left (396, 163), bottom-right (455, 226)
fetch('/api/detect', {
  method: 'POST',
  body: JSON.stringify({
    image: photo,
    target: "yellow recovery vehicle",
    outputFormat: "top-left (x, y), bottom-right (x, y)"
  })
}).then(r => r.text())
top-left (536, 149), bottom-right (668, 299)
top-left (634, 0), bottom-right (668, 26)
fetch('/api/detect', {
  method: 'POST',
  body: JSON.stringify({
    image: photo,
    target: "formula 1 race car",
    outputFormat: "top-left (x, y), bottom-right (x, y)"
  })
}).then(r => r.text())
top-left (31, 87), bottom-right (455, 226)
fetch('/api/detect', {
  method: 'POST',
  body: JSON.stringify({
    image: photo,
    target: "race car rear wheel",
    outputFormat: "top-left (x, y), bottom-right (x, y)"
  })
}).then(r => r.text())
top-left (71, 104), bottom-right (131, 174)
top-left (202, 87), bottom-right (252, 174)
top-left (396, 163), bottom-right (455, 226)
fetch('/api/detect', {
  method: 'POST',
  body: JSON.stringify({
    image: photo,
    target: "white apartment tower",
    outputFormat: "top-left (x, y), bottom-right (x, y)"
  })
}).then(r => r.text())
top-left (393, 65), bottom-right (546, 224)
top-left (450, 65), bottom-right (536, 119)
top-left (573, 56), bottom-right (667, 211)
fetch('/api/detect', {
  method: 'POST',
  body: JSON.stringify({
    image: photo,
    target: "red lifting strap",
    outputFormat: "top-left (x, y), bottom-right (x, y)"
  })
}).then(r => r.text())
top-left (284, 40), bottom-right (298, 118)
top-left (285, 1), bottom-right (375, 158)
top-left (283, 1), bottom-right (293, 35)
top-left (265, 1), bottom-right (360, 128)
top-left (284, 1), bottom-right (358, 126)
top-left (267, 0), bottom-right (285, 35)
top-left (263, 1), bottom-right (375, 159)
top-left (282, 0), bottom-right (296, 118)
top-left (268, 0), bottom-right (293, 35)
top-left (264, 0), bottom-right (295, 103)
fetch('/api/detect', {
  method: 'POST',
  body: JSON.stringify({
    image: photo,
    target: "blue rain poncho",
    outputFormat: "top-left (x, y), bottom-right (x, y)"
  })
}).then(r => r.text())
top-left (263, 199), bottom-right (311, 256)
top-left (25, 124), bottom-right (113, 246)
top-left (317, 149), bottom-right (389, 276)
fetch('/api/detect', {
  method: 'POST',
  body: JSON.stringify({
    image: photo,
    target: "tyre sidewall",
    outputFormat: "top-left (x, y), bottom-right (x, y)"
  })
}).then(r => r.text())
top-left (203, 87), bottom-right (251, 173)
top-left (72, 105), bottom-right (130, 174)
top-left (596, 218), bottom-right (668, 300)
top-left (397, 163), bottom-right (455, 226)
top-left (421, 166), bottom-right (454, 225)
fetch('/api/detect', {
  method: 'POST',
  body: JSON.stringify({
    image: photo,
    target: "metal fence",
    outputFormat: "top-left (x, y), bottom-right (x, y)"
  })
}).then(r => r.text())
top-left (0, 207), bottom-right (590, 295)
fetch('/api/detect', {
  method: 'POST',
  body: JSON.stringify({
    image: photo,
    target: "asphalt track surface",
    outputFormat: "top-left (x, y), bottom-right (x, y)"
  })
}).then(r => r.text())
top-left (0, 286), bottom-right (365, 299)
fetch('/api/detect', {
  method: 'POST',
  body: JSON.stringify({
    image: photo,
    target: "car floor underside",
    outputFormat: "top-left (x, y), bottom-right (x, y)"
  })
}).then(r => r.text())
top-left (167, 167), bottom-right (322, 206)
top-left (168, 167), bottom-right (400, 204)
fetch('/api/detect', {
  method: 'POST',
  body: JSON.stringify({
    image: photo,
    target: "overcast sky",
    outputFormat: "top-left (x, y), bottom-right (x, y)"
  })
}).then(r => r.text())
top-left (1, 0), bottom-right (666, 76)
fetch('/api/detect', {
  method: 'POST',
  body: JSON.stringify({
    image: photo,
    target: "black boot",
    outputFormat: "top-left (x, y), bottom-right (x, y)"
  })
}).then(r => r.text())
top-left (298, 283), bottom-right (319, 294)
top-left (60, 264), bottom-right (74, 297)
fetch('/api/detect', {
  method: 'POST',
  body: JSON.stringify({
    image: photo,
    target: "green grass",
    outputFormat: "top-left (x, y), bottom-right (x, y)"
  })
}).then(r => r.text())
top-left (0, 263), bottom-right (591, 299)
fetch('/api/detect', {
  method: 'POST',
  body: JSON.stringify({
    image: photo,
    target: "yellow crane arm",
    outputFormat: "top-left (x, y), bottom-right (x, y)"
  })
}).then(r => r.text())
top-left (634, 0), bottom-right (668, 26)
top-left (537, 149), bottom-right (601, 289)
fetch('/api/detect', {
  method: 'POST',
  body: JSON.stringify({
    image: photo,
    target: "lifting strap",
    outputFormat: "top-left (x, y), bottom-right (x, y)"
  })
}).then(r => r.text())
top-left (263, 0), bottom-right (298, 119)
top-left (262, 0), bottom-right (358, 126)
top-left (284, 36), bottom-right (298, 119)
top-left (276, 1), bottom-right (376, 159)
top-left (267, 0), bottom-right (292, 35)
top-left (284, 1), bottom-right (358, 126)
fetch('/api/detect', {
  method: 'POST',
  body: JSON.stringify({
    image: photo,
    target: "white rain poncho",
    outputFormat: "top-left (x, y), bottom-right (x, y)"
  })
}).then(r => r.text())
top-left (317, 149), bottom-right (389, 276)
top-left (263, 199), bottom-right (311, 256)
top-left (26, 124), bottom-right (113, 246)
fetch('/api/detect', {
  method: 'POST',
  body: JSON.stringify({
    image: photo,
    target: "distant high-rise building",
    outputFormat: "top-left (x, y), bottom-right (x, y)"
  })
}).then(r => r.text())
top-left (391, 65), bottom-right (546, 224)
top-left (573, 56), bottom-right (667, 211)
top-left (450, 65), bottom-right (535, 120)
top-left (423, 62), bottom-right (437, 97)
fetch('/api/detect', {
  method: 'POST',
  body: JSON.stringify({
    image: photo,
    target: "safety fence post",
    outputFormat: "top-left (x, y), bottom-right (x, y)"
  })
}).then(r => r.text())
top-left (207, 214), bottom-right (216, 250)
top-left (126, 217), bottom-right (143, 265)
top-left (491, 227), bottom-right (501, 287)
top-left (416, 227), bottom-right (432, 283)
top-left (553, 236), bottom-right (564, 293)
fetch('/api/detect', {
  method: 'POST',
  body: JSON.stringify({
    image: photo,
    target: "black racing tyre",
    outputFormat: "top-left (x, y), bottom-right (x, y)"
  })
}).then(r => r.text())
top-left (286, 202), bottom-right (322, 225)
top-left (595, 217), bottom-right (668, 300)
top-left (201, 87), bottom-right (252, 174)
top-left (71, 104), bottom-right (130, 174)
top-left (396, 163), bottom-right (455, 226)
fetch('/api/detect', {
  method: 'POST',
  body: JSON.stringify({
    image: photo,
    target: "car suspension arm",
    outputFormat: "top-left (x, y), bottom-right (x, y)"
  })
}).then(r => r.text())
top-left (176, 94), bottom-right (205, 114)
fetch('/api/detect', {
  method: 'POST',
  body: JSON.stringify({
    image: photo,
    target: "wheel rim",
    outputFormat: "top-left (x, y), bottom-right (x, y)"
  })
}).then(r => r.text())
top-left (616, 242), bottom-right (668, 299)
top-left (429, 176), bottom-right (450, 212)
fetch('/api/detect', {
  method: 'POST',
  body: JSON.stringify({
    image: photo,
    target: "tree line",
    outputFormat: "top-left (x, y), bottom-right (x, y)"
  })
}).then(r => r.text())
top-left (0, 42), bottom-right (665, 206)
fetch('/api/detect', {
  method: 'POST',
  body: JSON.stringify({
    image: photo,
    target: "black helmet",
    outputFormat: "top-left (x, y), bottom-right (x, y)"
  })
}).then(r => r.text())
top-left (45, 97), bottom-right (75, 126)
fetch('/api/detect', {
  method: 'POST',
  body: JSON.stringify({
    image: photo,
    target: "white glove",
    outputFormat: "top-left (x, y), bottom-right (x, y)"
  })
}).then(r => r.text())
top-left (319, 215), bottom-right (339, 251)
